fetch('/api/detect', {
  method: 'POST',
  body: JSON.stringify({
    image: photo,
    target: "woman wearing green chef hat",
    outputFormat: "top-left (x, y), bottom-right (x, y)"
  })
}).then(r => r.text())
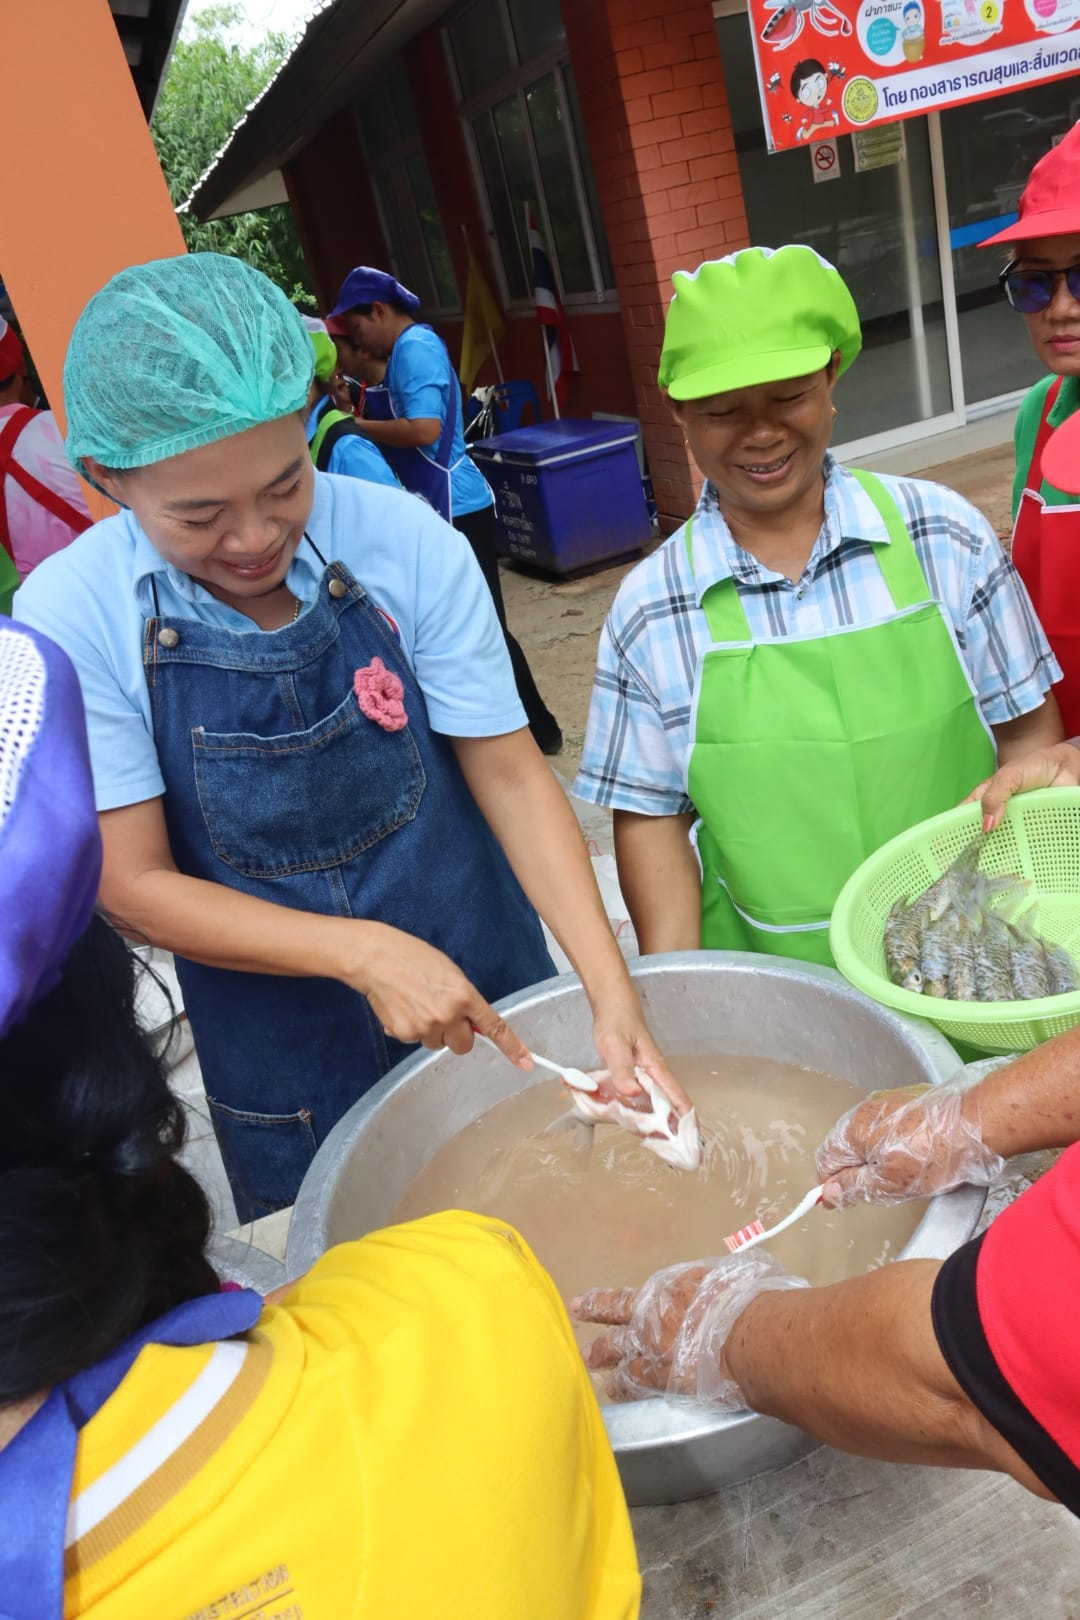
top-left (574, 245), bottom-right (1064, 965)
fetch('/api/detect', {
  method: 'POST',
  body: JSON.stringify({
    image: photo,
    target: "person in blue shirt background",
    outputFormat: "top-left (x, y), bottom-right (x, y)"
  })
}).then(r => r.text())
top-left (329, 266), bottom-right (562, 756)
top-left (15, 253), bottom-right (686, 1223)
top-left (302, 321), bottom-right (400, 488)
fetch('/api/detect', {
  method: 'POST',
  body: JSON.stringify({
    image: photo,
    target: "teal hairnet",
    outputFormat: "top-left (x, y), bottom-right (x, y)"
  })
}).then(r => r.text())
top-left (64, 253), bottom-right (315, 480)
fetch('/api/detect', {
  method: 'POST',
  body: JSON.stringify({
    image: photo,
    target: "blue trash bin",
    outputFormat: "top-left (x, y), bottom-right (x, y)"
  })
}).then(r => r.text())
top-left (469, 419), bottom-right (650, 576)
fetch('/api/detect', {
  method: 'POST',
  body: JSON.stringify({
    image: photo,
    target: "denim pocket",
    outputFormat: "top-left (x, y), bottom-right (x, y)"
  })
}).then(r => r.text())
top-left (206, 1097), bottom-right (318, 1223)
top-left (193, 689), bottom-right (426, 878)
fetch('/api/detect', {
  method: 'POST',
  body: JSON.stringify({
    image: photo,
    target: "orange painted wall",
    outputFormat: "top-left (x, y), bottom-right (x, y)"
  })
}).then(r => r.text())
top-left (0, 0), bottom-right (184, 512)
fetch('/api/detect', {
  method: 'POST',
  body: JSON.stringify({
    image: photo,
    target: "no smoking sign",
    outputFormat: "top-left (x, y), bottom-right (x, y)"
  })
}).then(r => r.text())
top-left (811, 138), bottom-right (842, 183)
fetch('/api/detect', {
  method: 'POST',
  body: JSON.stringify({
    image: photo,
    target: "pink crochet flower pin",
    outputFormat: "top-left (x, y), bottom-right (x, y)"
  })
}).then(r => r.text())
top-left (353, 657), bottom-right (408, 733)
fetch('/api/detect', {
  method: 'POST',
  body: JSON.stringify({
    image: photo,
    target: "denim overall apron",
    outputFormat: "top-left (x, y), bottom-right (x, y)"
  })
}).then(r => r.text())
top-left (1011, 376), bottom-right (1080, 734)
top-left (686, 469), bottom-right (997, 966)
top-left (365, 326), bottom-right (462, 521)
top-left (144, 542), bottom-right (553, 1220)
top-left (0, 1287), bottom-right (262, 1620)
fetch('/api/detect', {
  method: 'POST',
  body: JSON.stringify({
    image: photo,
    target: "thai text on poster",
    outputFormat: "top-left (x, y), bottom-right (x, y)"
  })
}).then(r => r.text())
top-left (748, 0), bottom-right (1080, 151)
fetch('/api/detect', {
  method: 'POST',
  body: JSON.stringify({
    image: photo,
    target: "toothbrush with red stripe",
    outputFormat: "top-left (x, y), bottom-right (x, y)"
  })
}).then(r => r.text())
top-left (722, 1186), bottom-right (824, 1255)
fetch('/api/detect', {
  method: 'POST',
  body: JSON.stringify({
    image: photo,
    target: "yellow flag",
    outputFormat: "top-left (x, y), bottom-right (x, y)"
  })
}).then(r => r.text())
top-left (459, 241), bottom-right (505, 392)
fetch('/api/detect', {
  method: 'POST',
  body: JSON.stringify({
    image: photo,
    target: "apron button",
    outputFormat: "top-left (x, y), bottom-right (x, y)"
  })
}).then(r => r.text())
top-left (157, 627), bottom-right (180, 648)
top-left (328, 577), bottom-right (348, 599)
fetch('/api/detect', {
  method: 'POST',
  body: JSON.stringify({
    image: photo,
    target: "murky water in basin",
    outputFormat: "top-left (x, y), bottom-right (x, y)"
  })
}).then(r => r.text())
top-left (393, 1054), bottom-right (925, 1394)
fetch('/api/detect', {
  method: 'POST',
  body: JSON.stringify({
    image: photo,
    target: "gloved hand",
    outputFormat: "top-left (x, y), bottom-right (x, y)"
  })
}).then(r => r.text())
top-left (816, 1076), bottom-right (1006, 1208)
top-left (571, 1251), bottom-right (809, 1407)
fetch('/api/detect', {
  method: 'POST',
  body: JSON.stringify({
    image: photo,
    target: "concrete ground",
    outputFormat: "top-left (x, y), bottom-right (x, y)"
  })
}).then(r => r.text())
top-left (185, 444), bottom-right (1080, 1618)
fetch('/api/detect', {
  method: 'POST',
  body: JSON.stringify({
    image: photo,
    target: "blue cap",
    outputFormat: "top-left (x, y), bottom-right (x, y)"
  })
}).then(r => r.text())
top-left (329, 265), bottom-right (421, 317)
top-left (0, 623), bottom-right (102, 1038)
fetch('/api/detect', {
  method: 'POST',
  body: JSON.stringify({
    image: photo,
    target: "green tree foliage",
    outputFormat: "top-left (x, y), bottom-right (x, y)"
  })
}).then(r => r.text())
top-left (151, 3), bottom-right (314, 306)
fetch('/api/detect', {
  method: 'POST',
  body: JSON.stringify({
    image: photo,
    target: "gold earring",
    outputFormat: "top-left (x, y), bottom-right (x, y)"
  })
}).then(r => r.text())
top-left (831, 405), bottom-right (838, 419)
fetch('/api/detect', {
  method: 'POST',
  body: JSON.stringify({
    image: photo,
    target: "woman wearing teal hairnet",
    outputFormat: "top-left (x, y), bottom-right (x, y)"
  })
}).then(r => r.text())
top-left (14, 253), bottom-right (686, 1223)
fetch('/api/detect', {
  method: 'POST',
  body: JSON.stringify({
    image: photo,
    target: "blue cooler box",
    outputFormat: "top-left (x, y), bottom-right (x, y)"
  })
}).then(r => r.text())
top-left (469, 419), bottom-right (649, 576)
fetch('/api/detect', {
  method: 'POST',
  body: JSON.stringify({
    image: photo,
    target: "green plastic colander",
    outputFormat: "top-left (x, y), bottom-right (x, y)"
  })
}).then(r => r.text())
top-left (830, 788), bottom-right (1080, 1054)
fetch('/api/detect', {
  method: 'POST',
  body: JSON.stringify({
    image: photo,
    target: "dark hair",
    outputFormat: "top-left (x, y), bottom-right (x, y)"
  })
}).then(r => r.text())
top-left (0, 914), bottom-right (218, 1402)
top-left (790, 59), bottom-right (827, 98)
top-left (345, 299), bottom-right (417, 318)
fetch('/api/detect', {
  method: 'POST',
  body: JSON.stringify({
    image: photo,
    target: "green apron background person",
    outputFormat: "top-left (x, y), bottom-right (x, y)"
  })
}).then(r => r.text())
top-left (594, 246), bottom-right (1063, 967)
top-left (687, 468), bottom-right (994, 964)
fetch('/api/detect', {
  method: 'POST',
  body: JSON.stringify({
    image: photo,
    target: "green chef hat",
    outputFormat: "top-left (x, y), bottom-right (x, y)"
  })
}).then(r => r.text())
top-left (658, 245), bottom-right (862, 401)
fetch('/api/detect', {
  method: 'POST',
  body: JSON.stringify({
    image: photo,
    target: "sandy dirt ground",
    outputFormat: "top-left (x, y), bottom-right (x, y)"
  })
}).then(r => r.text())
top-left (502, 448), bottom-right (1016, 785)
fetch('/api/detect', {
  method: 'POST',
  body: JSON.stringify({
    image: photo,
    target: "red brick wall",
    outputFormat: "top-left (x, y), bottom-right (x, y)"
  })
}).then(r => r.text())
top-left (282, 108), bottom-right (388, 310)
top-left (562, 0), bottom-right (747, 526)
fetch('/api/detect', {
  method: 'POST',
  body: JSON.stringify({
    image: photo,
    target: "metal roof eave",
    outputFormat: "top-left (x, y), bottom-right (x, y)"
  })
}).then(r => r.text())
top-left (183, 0), bottom-right (449, 223)
top-left (109, 0), bottom-right (188, 119)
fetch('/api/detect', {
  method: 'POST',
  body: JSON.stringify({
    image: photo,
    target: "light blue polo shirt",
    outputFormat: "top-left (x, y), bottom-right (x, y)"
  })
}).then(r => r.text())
top-left (303, 401), bottom-right (401, 489)
top-left (388, 325), bottom-right (493, 519)
top-left (13, 470), bottom-right (526, 813)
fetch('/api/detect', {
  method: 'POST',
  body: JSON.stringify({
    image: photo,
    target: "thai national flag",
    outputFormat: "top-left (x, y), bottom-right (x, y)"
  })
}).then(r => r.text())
top-left (525, 205), bottom-right (579, 411)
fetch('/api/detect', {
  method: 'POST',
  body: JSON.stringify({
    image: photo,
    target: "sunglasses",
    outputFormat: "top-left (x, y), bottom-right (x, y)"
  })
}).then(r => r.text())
top-left (999, 260), bottom-right (1080, 313)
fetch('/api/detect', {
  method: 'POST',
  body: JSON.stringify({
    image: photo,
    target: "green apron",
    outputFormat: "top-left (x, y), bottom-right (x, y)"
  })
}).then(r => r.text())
top-left (0, 544), bottom-right (18, 616)
top-left (686, 469), bottom-right (997, 967)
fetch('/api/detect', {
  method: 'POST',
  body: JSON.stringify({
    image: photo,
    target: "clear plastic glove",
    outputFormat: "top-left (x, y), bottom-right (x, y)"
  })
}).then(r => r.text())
top-left (816, 1078), bottom-right (1006, 1209)
top-left (571, 1251), bottom-right (809, 1407)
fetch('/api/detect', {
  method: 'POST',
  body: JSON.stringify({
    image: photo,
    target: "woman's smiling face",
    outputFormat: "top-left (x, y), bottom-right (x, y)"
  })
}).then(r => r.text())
top-left (87, 415), bottom-right (315, 606)
top-left (674, 356), bottom-right (840, 524)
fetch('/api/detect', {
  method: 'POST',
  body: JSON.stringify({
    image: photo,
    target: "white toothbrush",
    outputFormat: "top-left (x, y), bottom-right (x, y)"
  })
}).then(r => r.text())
top-left (476, 1031), bottom-right (598, 1093)
top-left (722, 1185), bottom-right (824, 1254)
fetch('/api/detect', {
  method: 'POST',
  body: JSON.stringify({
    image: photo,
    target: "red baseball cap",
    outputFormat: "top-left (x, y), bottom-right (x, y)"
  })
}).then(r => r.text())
top-left (0, 317), bottom-right (25, 380)
top-left (981, 121), bottom-right (1080, 247)
top-left (324, 314), bottom-right (350, 336)
top-left (1041, 408), bottom-right (1080, 495)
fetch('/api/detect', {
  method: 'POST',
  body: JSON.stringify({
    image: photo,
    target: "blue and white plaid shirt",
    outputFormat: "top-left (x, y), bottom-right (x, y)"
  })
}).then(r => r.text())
top-left (573, 456), bottom-right (1060, 816)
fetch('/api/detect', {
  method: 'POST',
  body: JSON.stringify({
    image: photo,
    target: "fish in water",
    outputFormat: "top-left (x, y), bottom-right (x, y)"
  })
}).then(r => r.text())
top-left (547, 1068), bottom-right (701, 1171)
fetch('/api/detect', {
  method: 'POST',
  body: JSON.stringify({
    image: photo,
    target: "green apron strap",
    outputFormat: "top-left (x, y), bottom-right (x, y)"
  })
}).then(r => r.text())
top-left (847, 469), bottom-right (932, 611)
top-left (685, 471), bottom-right (933, 644)
top-left (684, 514), bottom-right (753, 642)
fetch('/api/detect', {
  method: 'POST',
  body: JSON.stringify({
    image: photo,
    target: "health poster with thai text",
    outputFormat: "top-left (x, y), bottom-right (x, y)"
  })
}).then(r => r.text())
top-left (748, 0), bottom-right (1080, 151)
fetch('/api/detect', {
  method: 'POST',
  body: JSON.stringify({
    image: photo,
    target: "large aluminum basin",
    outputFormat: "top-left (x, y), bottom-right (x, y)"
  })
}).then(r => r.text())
top-left (287, 952), bottom-right (982, 1506)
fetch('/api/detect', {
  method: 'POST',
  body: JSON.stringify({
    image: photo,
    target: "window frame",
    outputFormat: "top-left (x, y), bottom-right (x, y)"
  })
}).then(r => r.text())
top-left (354, 70), bottom-right (460, 319)
top-left (443, 0), bottom-right (617, 312)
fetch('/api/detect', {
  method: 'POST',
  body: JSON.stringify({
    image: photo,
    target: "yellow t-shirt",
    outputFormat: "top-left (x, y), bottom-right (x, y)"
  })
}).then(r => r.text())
top-left (63, 1211), bottom-right (640, 1620)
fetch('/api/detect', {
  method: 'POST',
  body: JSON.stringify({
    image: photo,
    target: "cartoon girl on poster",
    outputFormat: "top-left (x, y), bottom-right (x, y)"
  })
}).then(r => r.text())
top-left (791, 59), bottom-right (841, 140)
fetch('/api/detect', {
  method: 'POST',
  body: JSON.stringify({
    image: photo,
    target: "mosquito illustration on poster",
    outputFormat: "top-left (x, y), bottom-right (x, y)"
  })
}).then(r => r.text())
top-left (760, 0), bottom-right (853, 49)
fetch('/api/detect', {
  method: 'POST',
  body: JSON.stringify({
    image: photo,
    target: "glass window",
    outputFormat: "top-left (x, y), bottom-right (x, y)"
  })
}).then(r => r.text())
top-left (448, 0), bottom-right (512, 101)
top-left (388, 61), bottom-right (418, 146)
top-left (507, 0), bottom-right (564, 62)
top-left (563, 64), bottom-right (614, 291)
top-left (492, 93), bottom-right (538, 283)
top-left (940, 81), bottom-right (1080, 408)
top-left (356, 64), bottom-right (459, 314)
top-left (471, 114), bottom-right (530, 300)
top-left (716, 15), bottom-right (953, 439)
top-left (526, 75), bottom-right (594, 296)
top-left (406, 150), bottom-right (458, 309)
top-left (450, 0), bottom-right (615, 301)
top-left (357, 84), bottom-right (394, 159)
